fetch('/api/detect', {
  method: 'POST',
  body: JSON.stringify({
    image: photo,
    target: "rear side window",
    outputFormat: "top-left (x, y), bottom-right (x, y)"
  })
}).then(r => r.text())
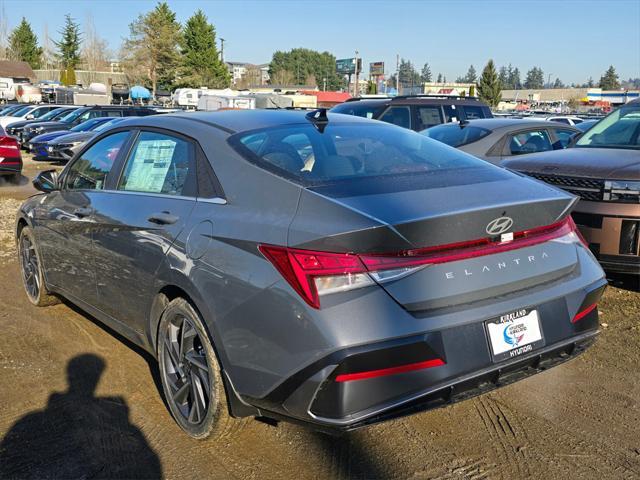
top-left (104, 111), bottom-right (123, 117)
top-left (463, 105), bottom-right (487, 120)
top-left (442, 105), bottom-right (460, 122)
top-left (118, 131), bottom-right (195, 196)
top-left (65, 132), bottom-right (129, 190)
top-left (415, 106), bottom-right (443, 130)
top-left (231, 122), bottom-right (497, 187)
top-left (509, 130), bottom-right (553, 155)
top-left (331, 102), bottom-right (384, 119)
top-left (379, 106), bottom-right (411, 129)
top-left (422, 124), bottom-right (491, 147)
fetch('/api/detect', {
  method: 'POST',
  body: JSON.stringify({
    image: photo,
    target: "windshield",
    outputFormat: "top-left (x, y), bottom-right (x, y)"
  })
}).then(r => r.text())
top-left (60, 108), bottom-right (89, 124)
top-left (12, 106), bottom-right (32, 117)
top-left (231, 122), bottom-right (496, 186)
top-left (70, 117), bottom-right (108, 132)
top-left (0, 105), bottom-right (22, 116)
top-left (576, 105), bottom-right (640, 149)
top-left (93, 117), bottom-right (125, 132)
top-left (38, 108), bottom-right (69, 121)
top-left (421, 123), bottom-right (492, 147)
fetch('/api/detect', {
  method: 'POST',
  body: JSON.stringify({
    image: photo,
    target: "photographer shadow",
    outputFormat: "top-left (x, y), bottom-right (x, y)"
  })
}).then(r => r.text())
top-left (0, 354), bottom-right (162, 479)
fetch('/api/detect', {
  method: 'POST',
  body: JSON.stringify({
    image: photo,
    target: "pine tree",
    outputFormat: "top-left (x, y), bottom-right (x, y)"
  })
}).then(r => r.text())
top-left (178, 10), bottom-right (230, 88)
top-left (436, 73), bottom-right (442, 83)
top-left (498, 66), bottom-right (508, 89)
top-left (524, 67), bottom-right (544, 89)
top-left (420, 62), bottom-right (432, 83)
top-left (599, 66), bottom-right (620, 90)
top-left (464, 64), bottom-right (477, 83)
top-left (552, 77), bottom-right (564, 88)
top-left (587, 77), bottom-right (595, 88)
top-left (511, 68), bottom-right (521, 89)
top-left (8, 18), bottom-right (42, 68)
top-left (55, 14), bottom-right (82, 69)
top-left (124, 2), bottom-right (182, 95)
top-left (477, 59), bottom-right (502, 108)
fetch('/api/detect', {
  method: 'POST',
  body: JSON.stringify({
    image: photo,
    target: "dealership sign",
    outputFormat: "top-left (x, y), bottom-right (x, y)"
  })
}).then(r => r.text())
top-left (336, 58), bottom-right (362, 75)
top-left (370, 61), bottom-right (384, 76)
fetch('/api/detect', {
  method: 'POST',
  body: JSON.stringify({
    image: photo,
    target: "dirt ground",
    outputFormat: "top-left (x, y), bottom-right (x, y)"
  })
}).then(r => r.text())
top-left (0, 155), bottom-right (639, 479)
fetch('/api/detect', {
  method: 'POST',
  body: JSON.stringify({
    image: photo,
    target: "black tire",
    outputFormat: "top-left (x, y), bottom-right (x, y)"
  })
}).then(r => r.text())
top-left (157, 298), bottom-right (243, 439)
top-left (18, 226), bottom-right (59, 307)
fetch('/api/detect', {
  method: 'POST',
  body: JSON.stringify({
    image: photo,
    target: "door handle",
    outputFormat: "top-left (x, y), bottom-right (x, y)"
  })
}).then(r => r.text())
top-left (73, 207), bottom-right (93, 218)
top-left (148, 212), bottom-right (179, 225)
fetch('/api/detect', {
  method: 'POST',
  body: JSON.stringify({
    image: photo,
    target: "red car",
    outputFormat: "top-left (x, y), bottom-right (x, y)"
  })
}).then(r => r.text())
top-left (0, 125), bottom-right (22, 181)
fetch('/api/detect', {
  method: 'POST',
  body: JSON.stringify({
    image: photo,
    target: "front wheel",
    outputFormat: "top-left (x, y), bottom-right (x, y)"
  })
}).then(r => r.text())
top-left (157, 298), bottom-right (243, 439)
top-left (18, 226), bottom-right (59, 307)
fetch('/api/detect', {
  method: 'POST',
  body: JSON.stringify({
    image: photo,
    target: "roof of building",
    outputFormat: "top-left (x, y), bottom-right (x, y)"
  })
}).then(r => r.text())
top-left (300, 91), bottom-right (351, 103)
top-left (0, 60), bottom-right (35, 80)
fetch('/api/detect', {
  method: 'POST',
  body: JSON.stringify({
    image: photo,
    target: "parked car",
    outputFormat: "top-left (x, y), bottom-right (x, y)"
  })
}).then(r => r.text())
top-left (0, 104), bottom-right (25, 117)
top-left (574, 119), bottom-right (599, 132)
top-left (5, 107), bottom-right (78, 145)
top-left (421, 119), bottom-right (580, 163)
top-left (0, 125), bottom-right (22, 180)
top-left (330, 95), bottom-right (493, 131)
top-left (16, 110), bottom-right (606, 437)
top-left (503, 99), bottom-right (640, 280)
top-left (20, 105), bottom-right (157, 144)
top-left (0, 104), bottom-right (61, 129)
top-left (44, 117), bottom-right (127, 162)
top-left (530, 115), bottom-right (585, 126)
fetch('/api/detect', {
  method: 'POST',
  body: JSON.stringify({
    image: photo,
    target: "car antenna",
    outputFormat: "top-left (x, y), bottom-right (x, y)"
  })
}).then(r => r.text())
top-left (459, 119), bottom-right (470, 129)
top-left (306, 108), bottom-right (329, 133)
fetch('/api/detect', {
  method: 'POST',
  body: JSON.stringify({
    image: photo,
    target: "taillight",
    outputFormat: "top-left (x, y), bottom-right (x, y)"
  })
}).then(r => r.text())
top-left (260, 216), bottom-right (580, 309)
top-left (572, 303), bottom-right (597, 323)
top-left (0, 136), bottom-right (20, 159)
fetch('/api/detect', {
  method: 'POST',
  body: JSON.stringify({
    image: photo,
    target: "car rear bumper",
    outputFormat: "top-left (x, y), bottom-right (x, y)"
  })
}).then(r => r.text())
top-left (0, 161), bottom-right (21, 175)
top-left (572, 201), bottom-right (640, 276)
top-left (242, 278), bottom-right (606, 430)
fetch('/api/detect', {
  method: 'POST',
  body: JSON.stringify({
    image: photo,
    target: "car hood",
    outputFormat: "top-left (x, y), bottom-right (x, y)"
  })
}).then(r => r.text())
top-left (29, 131), bottom-right (71, 143)
top-left (502, 147), bottom-right (640, 180)
top-left (50, 132), bottom-right (94, 145)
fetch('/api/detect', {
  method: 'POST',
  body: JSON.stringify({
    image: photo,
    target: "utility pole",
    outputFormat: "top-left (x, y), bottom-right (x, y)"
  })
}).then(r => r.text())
top-left (396, 54), bottom-right (400, 94)
top-left (220, 38), bottom-right (225, 62)
top-left (354, 50), bottom-right (359, 97)
top-left (547, 73), bottom-right (552, 89)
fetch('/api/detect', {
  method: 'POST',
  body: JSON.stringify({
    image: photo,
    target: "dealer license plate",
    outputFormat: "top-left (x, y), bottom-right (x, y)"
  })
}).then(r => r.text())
top-left (486, 308), bottom-right (544, 362)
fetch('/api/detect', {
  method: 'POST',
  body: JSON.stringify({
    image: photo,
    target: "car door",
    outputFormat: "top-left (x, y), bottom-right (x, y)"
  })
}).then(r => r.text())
top-left (90, 129), bottom-right (197, 332)
top-left (34, 131), bottom-right (131, 306)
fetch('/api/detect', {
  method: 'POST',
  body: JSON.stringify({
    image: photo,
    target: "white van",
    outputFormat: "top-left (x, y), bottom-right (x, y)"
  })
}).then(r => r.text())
top-left (0, 77), bottom-right (15, 102)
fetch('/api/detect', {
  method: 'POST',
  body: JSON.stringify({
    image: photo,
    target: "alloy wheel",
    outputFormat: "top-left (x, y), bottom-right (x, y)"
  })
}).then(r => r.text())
top-left (19, 234), bottom-right (40, 301)
top-left (161, 315), bottom-right (212, 425)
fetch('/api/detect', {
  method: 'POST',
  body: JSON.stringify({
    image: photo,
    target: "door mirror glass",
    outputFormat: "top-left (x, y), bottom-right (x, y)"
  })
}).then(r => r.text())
top-left (33, 169), bottom-right (59, 192)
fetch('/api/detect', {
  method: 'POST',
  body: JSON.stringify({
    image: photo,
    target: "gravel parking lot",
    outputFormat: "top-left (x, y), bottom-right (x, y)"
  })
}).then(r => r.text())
top-left (0, 155), bottom-right (639, 480)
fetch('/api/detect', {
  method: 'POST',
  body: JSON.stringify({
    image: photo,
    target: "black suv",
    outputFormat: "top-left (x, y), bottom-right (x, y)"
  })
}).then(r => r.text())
top-left (21, 105), bottom-right (157, 144)
top-left (331, 95), bottom-right (493, 131)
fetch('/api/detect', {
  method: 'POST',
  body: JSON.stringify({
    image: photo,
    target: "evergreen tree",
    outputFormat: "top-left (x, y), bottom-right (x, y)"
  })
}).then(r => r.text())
top-left (124, 2), bottom-right (182, 95)
top-left (510, 67), bottom-right (522, 89)
top-left (397, 58), bottom-right (420, 89)
top-left (269, 48), bottom-right (341, 89)
top-left (552, 77), bottom-right (564, 88)
top-left (498, 66), bottom-right (508, 88)
top-left (55, 14), bottom-right (82, 69)
top-left (524, 66), bottom-right (544, 89)
top-left (436, 72), bottom-right (442, 83)
top-left (8, 18), bottom-right (42, 68)
top-left (599, 65), bottom-right (620, 90)
top-left (420, 62), bottom-right (432, 83)
top-left (477, 59), bottom-right (502, 108)
top-left (178, 10), bottom-right (229, 88)
top-left (587, 77), bottom-right (595, 88)
top-left (464, 64), bottom-right (477, 83)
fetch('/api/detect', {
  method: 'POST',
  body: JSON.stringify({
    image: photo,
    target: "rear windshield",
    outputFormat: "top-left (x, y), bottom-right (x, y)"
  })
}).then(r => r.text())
top-left (421, 123), bottom-right (491, 147)
top-left (230, 121), bottom-right (497, 187)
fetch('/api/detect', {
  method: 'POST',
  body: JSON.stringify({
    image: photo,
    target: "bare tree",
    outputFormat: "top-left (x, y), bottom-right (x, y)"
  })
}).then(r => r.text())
top-left (0, 1), bottom-right (9, 60)
top-left (41, 23), bottom-right (57, 71)
top-left (81, 14), bottom-right (110, 82)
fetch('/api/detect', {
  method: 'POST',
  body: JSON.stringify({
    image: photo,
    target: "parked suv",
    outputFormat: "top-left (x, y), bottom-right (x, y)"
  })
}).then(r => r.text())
top-left (331, 95), bottom-right (493, 131)
top-left (17, 110), bottom-right (605, 437)
top-left (504, 99), bottom-right (640, 283)
top-left (20, 105), bottom-right (157, 144)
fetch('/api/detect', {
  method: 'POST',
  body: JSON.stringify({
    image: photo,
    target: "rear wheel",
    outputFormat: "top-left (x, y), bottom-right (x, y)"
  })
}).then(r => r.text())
top-left (157, 298), bottom-right (242, 439)
top-left (18, 226), bottom-right (59, 306)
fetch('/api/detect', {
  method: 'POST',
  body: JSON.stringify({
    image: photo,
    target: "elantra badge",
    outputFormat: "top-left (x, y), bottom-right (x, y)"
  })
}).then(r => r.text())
top-left (486, 216), bottom-right (514, 236)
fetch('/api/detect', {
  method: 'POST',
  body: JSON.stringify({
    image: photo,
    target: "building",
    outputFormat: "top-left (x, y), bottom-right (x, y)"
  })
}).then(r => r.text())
top-left (0, 60), bottom-right (35, 81)
top-left (300, 90), bottom-right (351, 107)
top-left (226, 62), bottom-right (270, 86)
top-left (499, 88), bottom-right (640, 112)
top-left (422, 82), bottom-right (476, 96)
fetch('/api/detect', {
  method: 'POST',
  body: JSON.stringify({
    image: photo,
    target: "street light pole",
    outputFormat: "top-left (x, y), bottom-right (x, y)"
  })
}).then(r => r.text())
top-left (220, 38), bottom-right (225, 62)
top-left (354, 50), bottom-right (359, 97)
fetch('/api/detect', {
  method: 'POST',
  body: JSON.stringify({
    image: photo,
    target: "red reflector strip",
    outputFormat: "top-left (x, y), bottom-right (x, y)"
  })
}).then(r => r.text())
top-left (572, 303), bottom-right (597, 323)
top-left (335, 358), bottom-right (445, 382)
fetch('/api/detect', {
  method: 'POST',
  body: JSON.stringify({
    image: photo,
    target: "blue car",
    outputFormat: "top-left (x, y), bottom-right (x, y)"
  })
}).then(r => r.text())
top-left (28, 117), bottom-right (120, 160)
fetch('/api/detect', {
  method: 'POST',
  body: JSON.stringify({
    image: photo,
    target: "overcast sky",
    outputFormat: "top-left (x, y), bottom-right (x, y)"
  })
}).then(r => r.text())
top-left (2, 0), bottom-right (639, 84)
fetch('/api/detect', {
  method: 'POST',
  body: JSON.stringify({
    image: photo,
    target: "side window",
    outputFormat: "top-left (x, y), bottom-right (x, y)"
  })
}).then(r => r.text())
top-left (509, 130), bottom-right (553, 155)
top-left (64, 131), bottom-right (129, 190)
top-left (379, 106), bottom-right (411, 129)
top-left (552, 118), bottom-right (571, 125)
top-left (104, 111), bottom-right (123, 117)
top-left (32, 108), bottom-right (49, 118)
top-left (553, 129), bottom-right (578, 149)
top-left (442, 105), bottom-right (460, 122)
top-left (415, 106), bottom-right (443, 130)
top-left (118, 131), bottom-right (195, 196)
top-left (463, 105), bottom-right (485, 120)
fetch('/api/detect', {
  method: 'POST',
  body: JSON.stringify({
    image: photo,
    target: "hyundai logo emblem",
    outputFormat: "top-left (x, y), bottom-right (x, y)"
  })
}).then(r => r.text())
top-left (486, 217), bottom-right (514, 235)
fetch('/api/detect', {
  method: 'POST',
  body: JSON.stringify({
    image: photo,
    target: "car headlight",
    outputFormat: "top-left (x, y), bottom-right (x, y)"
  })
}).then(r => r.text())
top-left (47, 146), bottom-right (54, 152)
top-left (604, 180), bottom-right (640, 203)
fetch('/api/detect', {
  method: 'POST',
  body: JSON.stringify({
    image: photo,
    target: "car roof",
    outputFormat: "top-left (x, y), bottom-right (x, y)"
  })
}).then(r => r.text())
top-left (446, 118), bottom-right (580, 131)
top-left (122, 109), bottom-right (377, 134)
top-left (343, 96), bottom-right (486, 106)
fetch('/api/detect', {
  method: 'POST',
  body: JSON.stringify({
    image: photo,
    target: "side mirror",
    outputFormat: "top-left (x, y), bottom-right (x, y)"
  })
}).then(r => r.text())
top-left (33, 169), bottom-right (59, 193)
top-left (26, 114), bottom-right (35, 120)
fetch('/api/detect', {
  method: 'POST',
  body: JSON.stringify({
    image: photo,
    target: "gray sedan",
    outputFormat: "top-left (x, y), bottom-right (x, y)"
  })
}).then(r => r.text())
top-left (422, 118), bottom-right (580, 164)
